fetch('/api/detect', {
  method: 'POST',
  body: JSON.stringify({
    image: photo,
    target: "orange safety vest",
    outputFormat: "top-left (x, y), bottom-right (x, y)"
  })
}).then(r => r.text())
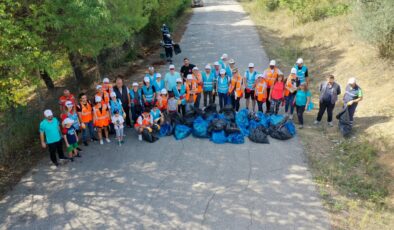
top-left (102, 83), bottom-right (113, 94)
top-left (229, 75), bottom-right (243, 98)
top-left (193, 73), bottom-right (203, 93)
top-left (186, 80), bottom-right (198, 102)
top-left (284, 74), bottom-right (297, 97)
top-left (80, 102), bottom-right (93, 123)
top-left (255, 80), bottom-right (268, 102)
top-left (265, 67), bottom-right (279, 88)
top-left (135, 112), bottom-right (151, 127)
top-left (95, 91), bottom-right (110, 105)
top-left (94, 104), bottom-right (109, 127)
top-left (156, 95), bottom-right (168, 111)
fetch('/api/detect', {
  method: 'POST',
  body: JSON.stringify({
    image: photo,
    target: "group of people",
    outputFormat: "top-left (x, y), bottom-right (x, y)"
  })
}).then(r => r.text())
top-left (39, 53), bottom-right (363, 167)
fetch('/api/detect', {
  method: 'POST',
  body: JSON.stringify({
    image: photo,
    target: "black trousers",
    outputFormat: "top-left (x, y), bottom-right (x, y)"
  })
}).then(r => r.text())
top-left (123, 104), bottom-right (131, 126)
top-left (48, 141), bottom-right (65, 165)
top-left (316, 101), bottom-right (335, 122)
top-left (266, 88), bottom-right (272, 112)
top-left (257, 101), bottom-right (265, 113)
top-left (296, 105), bottom-right (306, 125)
top-left (165, 47), bottom-right (173, 59)
top-left (203, 91), bottom-right (213, 107)
top-left (234, 97), bottom-right (241, 111)
top-left (178, 104), bottom-right (186, 116)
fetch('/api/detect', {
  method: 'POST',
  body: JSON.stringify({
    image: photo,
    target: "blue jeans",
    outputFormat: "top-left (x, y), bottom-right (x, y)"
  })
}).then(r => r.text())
top-left (82, 121), bottom-right (95, 142)
top-left (285, 94), bottom-right (295, 115)
top-left (218, 93), bottom-right (228, 110)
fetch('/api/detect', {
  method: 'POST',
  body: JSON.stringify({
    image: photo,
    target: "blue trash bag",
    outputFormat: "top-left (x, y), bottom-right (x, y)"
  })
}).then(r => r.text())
top-left (236, 108), bottom-right (249, 126)
top-left (206, 113), bottom-right (218, 123)
top-left (268, 114), bottom-right (286, 126)
top-left (238, 124), bottom-right (250, 137)
top-left (159, 123), bottom-right (173, 137)
top-left (174, 125), bottom-right (192, 140)
top-left (284, 121), bottom-right (296, 136)
top-left (227, 133), bottom-right (245, 144)
top-left (192, 116), bottom-right (209, 138)
top-left (307, 101), bottom-right (314, 112)
top-left (256, 112), bottom-right (269, 128)
top-left (210, 130), bottom-right (227, 144)
top-left (249, 120), bottom-right (262, 130)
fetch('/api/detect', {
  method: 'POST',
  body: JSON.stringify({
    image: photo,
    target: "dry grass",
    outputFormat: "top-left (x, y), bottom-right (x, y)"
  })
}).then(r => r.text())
top-left (241, 1), bottom-right (394, 229)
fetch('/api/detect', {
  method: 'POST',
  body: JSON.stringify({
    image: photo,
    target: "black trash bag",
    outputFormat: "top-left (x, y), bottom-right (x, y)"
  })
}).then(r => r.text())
top-left (208, 118), bottom-right (228, 133)
top-left (183, 110), bottom-right (197, 127)
top-left (269, 125), bottom-right (293, 140)
top-left (142, 128), bottom-right (159, 143)
top-left (249, 126), bottom-right (270, 144)
top-left (203, 104), bottom-right (218, 119)
top-left (221, 105), bottom-right (236, 122)
top-left (225, 122), bottom-right (241, 134)
top-left (336, 107), bottom-right (352, 137)
top-left (168, 112), bottom-right (184, 126)
top-left (174, 44), bottom-right (182, 55)
top-left (194, 108), bottom-right (204, 117)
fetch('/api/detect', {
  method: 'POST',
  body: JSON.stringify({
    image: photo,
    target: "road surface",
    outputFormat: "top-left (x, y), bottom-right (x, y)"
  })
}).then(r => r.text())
top-left (0, 0), bottom-right (329, 229)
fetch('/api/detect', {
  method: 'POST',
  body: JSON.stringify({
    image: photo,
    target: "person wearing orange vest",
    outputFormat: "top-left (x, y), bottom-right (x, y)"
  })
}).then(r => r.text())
top-left (229, 68), bottom-right (244, 112)
top-left (185, 74), bottom-right (198, 112)
top-left (59, 89), bottom-right (76, 112)
top-left (95, 85), bottom-right (110, 106)
top-left (192, 67), bottom-right (203, 109)
top-left (284, 68), bottom-right (298, 119)
top-left (77, 93), bottom-right (97, 146)
top-left (156, 88), bottom-right (168, 112)
top-left (93, 96), bottom-right (110, 145)
top-left (254, 74), bottom-right (268, 113)
top-left (262, 60), bottom-right (283, 112)
top-left (101, 77), bottom-right (113, 95)
top-left (135, 107), bottom-right (153, 141)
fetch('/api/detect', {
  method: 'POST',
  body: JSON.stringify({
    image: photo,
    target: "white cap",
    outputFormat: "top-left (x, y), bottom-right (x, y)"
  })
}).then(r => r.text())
top-left (65, 100), bottom-right (73, 108)
top-left (296, 58), bottom-right (303, 64)
top-left (291, 68), bottom-right (297, 74)
top-left (269, 60), bottom-right (276, 66)
top-left (63, 118), bottom-right (74, 125)
top-left (132, 82), bottom-right (139, 87)
top-left (110, 92), bottom-right (117, 98)
top-left (161, 89), bottom-right (168, 94)
top-left (148, 66), bottom-right (154, 71)
top-left (221, 53), bottom-right (228, 59)
top-left (156, 73), bottom-right (162, 78)
top-left (44, 109), bottom-right (53, 117)
top-left (257, 74), bottom-right (264, 78)
top-left (95, 96), bottom-right (102, 103)
top-left (96, 85), bottom-right (102, 90)
top-left (214, 61), bottom-right (220, 66)
top-left (220, 69), bottom-right (226, 74)
top-left (176, 78), bottom-right (183, 83)
top-left (348, 77), bottom-right (356, 84)
top-left (229, 59), bottom-right (235, 64)
top-left (166, 34), bottom-right (171, 38)
top-left (144, 77), bottom-right (150, 83)
top-left (192, 66), bottom-right (199, 71)
top-left (103, 77), bottom-right (110, 83)
top-left (248, 63), bottom-right (255, 68)
top-left (205, 64), bottom-right (211, 69)
top-left (169, 64), bottom-right (175, 70)
top-left (187, 74), bottom-right (193, 80)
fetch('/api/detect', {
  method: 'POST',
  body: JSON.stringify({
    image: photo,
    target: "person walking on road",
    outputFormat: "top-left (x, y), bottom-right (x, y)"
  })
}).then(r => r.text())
top-left (40, 109), bottom-right (68, 167)
top-left (192, 67), bottom-right (203, 109)
top-left (59, 89), bottom-right (76, 112)
top-left (294, 82), bottom-right (312, 129)
top-left (284, 68), bottom-right (298, 119)
top-left (93, 96), bottom-right (110, 145)
top-left (162, 34), bottom-right (174, 63)
top-left (244, 63), bottom-right (257, 112)
top-left (263, 60), bottom-right (282, 113)
top-left (229, 68), bottom-right (244, 112)
top-left (255, 74), bottom-right (268, 113)
top-left (113, 77), bottom-right (131, 127)
top-left (130, 82), bottom-right (143, 124)
top-left (269, 74), bottom-right (285, 115)
top-left (314, 75), bottom-right (341, 126)
top-left (294, 58), bottom-right (309, 86)
top-left (180, 58), bottom-right (195, 82)
top-left (216, 69), bottom-right (230, 110)
top-left (165, 64), bottom-right (181, 93)
top-left (62, 118), bottom-right (80, 162)
top-left (202, 64), bottom-right (215, 107)
top-left (173, 78), bottom-right (187, 116)
top-left (343, 77), bottom-right (363, 126)
top-left (77, 93), bottom-right (96, 146)
top-left (142, 77), bottom-right (156, 108)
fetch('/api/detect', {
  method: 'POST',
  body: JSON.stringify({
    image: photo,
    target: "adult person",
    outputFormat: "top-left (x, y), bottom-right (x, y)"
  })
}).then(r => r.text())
top-left (314, 75), bottom-right (341, 126)
top-left (95, 85), bottom-right (110, 106)
top-left (161, 23), bottom-right (170, 38)
top-left (113, 77), bottom-right (131, 127)
top-left (93, 96), bottom-right (110, 145)
top-left (216, 69), bottom-right (229, 110)
top-left (152, 73), bottom-right (165, 96)
top-left (162, 34), bottom-right (174, 63)
top-left (142, 77), bottom-right (156, 108)
top-left (294, 58), bottom-right (309, 85)
top-left (59, 89), bottom-right (76, 112)
top-left (145, 66), bottom-right (158, 83)
top-left (263, 60), bottom-right (283, 113)
top-left (192, 67), bottom-right (203, 109)
top-left (228, 59), bottom-right (236, 80)
top-left (130, 82), bottom-right (143, 124)
top-left (229, 68), bottom-right (244, 112)
top-left (77, 93), bottom-right (96, 146)
top-left (255, 74), bottom-right (268, 113)
top-left (244, 63), bottom-right (257, 112)
top-left (284, 68), bottom-right (298, 119)
top-left (212, 61), bottom-right (221, 103)
top-left (102, 77), bottom-right (113, 95)
top-left (202, 64), bottom-right (215, 106)
top-left (342, 77), bottom-right (363, 125)
top-left (268, 74), bottom-right (285, 115)
top-left (294, 82), bottom-right (311, 129)
top-left (173, 78), bottom-right (187, 116)
top-left (219, 53), bottom-right (232, 78)
top-left (185, 74), bottom-right (198, 112)
top-left (180, 58), bottom-right (195, 81)
top-left (40, 109), bottom-right (68, 167)
top-left (164, 64), bottom-right (181, 93)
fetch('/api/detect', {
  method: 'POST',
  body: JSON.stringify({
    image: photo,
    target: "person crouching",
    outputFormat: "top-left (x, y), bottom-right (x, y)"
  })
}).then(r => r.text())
top-left (135, 107), bottom-right (153, 141)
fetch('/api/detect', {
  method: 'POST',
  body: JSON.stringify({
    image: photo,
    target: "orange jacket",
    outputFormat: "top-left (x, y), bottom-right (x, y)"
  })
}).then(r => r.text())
top-left (193, 73), bottom-right (203, 93)
top-left (284, 74), bottom-right (297, 97)
top-left (156, 95), bottom-right (168, 111)
top-left (93, 104), bottom-right (109, 127)
top-left (185, 80), bottom-right (198, 102)
top-left (102, 83), bottom-right (113, 94)
top-left (265, 67), bottom-right (279, 88)
top-left (134, 112), bottom-right (151, 128)
top-left (79, 102), bottom-right (93, 123)
top-left (95, 91), bottom-right (110, 105)
top-left (229, 75), bottom-right (244, 98)
top-left (255, 80), bottom-right (268, 102)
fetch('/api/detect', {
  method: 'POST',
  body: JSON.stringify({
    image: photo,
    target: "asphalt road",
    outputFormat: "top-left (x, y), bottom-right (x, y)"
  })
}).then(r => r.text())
top-left (0, 0), bottom-right (329, 229)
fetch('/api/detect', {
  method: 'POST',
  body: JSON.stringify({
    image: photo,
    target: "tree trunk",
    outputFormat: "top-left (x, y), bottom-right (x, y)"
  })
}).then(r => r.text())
top-left (39, 70), bottom-right (55, 89)
top-left (68, 51), bottom-right (84, 82)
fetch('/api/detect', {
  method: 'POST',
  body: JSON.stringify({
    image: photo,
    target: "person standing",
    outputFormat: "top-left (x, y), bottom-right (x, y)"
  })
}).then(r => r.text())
top-left (212, 61), bottom-right (221, 103)
top-left (314, 75), bottom-right (341, 126)
top-left (152, 73), bottom-right (165, 96)
top-left (101, 77), bottom-right (113, 95)
top-left (294, 58), bottom-right (309, 85)
top-left (244, 63), bottom-right (258, 112)
top-left (254, 74), bottom-right (268, 113)
top-left (109, 92), bottom-right (125, 117)
top-left (156, 89), bottom-right (168, 112)
top-left (263, 60), bottom-right (283, 113)
top-left (130, 82), bottom-right (143, 124)
top-left (142, 77), bottom-right (156, 108)
top-left (343, 77), bottom-right (363, 125)
top-left (180, 58), bottom-right (195, 81)
top-left (77, 93), bottom-right (96, 146)
top-left (145, 66), bottom-right (158, 82)
top-left (202, 64), bottom-right (215, 106)
top-left (228, 59), bottom-right (236, 80)
top-left (185, 74), bottom-right (198, 112)
top-left (58, 89), bottom-right (76, 112)
top-left (268, 74), bottom-right (285, 115)
top-left (216, 69), bottom-right (230, 110)
top-left (165, 64), bottom-right (181, 93)
top-left (93, 96), bottom-right (110, 145)
top-left (113, 77), bottom-right (131, 127)
top-left (95, 85), bottom-right (110, 106)
top-left (219, 54), bottom-right (232, 78)
top-left (162, 34), bottom-right (174, 63)
top-left (40, 109), bottom-right (68, 167)
top-left (173, 78), bottom-right (187, 116)
top-left (284, 68), bottom-right (298, 119)
top-left (111, 110), bottom-right (125, 146)
top-left (229, 68), bottom-right (244, 112)
top-left (294, 83), bottom-right (311, 129)
top-left (192, 67), bottom-right (203, 109)
top-left (62, 118), bottom-right (79, 161)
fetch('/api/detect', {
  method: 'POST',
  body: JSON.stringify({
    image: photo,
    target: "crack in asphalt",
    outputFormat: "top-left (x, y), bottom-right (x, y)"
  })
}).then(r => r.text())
top-left (201, 191), bottom-right (217, 226)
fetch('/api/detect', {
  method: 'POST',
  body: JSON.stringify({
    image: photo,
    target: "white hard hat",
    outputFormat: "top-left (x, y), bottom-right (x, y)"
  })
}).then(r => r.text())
top-left (156, 73), bottom-right (162, 78)
top-left (229, 59), bottom-right (235, 64)
top-left (192, 66), bottom-right (199, 71)
top-left (291, 68), bottom-right (297, 74)
top-left (65, 100), bottom-right (73, 108)
top-left (187, 74), bottom-right (193, 80)
top-left (96, 85), bottom-right (102, 90)
top-left (144, 77), bottom-right (150, 83)
top-left (43, 109), bottom-right (53, 117)
top-left (176, 78), bottom-right (183, 83)
top-left (257, 74), bottom-right (264, 78)
top-left (296, 58), bottom-right (303, 64)
top-left (161, 89), bottom-right (168, 94)
top-left (62, 118), bottom-right (74, 125)
top-left (214, 61), bottom-right (220, 66)
top-left (110, 92), bottom-right (117, 98)
top-left (132, 82), bottom-right (139, 87)
top-left (169, 64), bottom-right (175, 70)
top-left (248, 63), bottom-right (255, 68)
top-left (148, 66), bottom-right (154, 71)
top-left (348, 77), bottom-right (356, 84)
top-left (269, 60), bottom-right (276, 66)
top-left (95, 96), bottom-right (102, 103)
top-left (103, 77), bottom-right (110, 83)
top-left (221, 53), bottom-right (228, 59)
top-left (220, 69), bottom-right (226, 74)
top-left (205, 64), bottom-right (211, 69)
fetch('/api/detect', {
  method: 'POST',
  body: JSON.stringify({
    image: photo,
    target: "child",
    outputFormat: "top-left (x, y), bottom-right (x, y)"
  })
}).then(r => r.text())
top-left (156, 88), bottom-right (168, 112)
top-left (62, 118), bottom-right (79, 161)
top-left (111, 110), bottom-right (125, 146)
top-left (294, 82), bottom-right (311, 129)
top-left (134, 107), bottom-right (153, 141)
top-left (150, 105), bottom-right (164, 125)
top-left (269, 74), bottom-right (285, 115)
top-left (167, 92), bottom-right (178, 114)
top-left (254, 74), bottom-right (267, 113)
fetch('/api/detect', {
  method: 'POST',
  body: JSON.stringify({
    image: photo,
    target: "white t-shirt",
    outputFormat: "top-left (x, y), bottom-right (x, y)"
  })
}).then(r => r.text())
top-left (111, 115), bottom-right (124, 129)
top-left (168, 98), bottom-right (178, 111)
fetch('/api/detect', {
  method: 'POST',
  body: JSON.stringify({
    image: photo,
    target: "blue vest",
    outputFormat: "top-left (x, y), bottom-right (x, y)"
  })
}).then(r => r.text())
top-left (130, 89), bottom-right (142, 106)
top-left (219, 60), bottom-right (232, 79)
top-left (173, 85), bottom-right (186, 105)
top-left (217, 76), bottom-right (229, 94)
top-left (150, 109), bottom-right (161, 121)
top-left (142, 85), bottom-right (154, 102)
top-left (245, 71), bottom-right (257, 89)
top-left (145, 73), bottom-right (157, 82)
top-left (109, 99), bottom-right (123, 115)
top-left (67, 112), bottom-right (80, 130)
top-left (294, 65), bottom-right (308, 84)
top-left (153, 79), bottom-right (165, 92)
top-left (202, 71), bottom-right (215, 91)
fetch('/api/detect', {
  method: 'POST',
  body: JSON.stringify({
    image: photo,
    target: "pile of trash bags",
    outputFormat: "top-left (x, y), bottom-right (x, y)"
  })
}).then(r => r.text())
top-left (142, 104), bottom-right (297, 144)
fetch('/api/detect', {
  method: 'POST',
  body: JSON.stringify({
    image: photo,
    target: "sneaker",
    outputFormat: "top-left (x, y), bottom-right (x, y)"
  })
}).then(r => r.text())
top-left (76, 153), bottom-right (82, 158)
top-left (100, 140), bottom-right (104, 145)
top-left (121, 140), bottom-right (124, 144)
top-left (138, 134), bottom-right (142, 141)
top-left (314, 120), bottom-right (320, 125)
top-left (298, 125), bottom-right (304, 129)
top-left (70, 158), bottom-right (74, 162)
top-left (83, 141), bottom-right (88, 146)
top-left (289, 114), bottom-right (294, 120)
top-left (77, 147), bottom-right (83, 151)
top-left (118, 141), bottom-right (122, 146)
top-left (59, 157), bottom-right (69, 160)
top-left (328, 122), bottom-right (334, 127)
top-left (106, 138), bottom-right (111, 143)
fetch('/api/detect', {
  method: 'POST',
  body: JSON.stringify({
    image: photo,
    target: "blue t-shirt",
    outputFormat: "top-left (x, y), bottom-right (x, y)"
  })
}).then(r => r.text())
top-left (66, 126), bottom-right (77, 144)
top-left (296, 90), bottom-right (311, 106)
top-left (39, 118), bottom-right (61, 144)
top-left (165, 72), bottom-right (181, 91)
